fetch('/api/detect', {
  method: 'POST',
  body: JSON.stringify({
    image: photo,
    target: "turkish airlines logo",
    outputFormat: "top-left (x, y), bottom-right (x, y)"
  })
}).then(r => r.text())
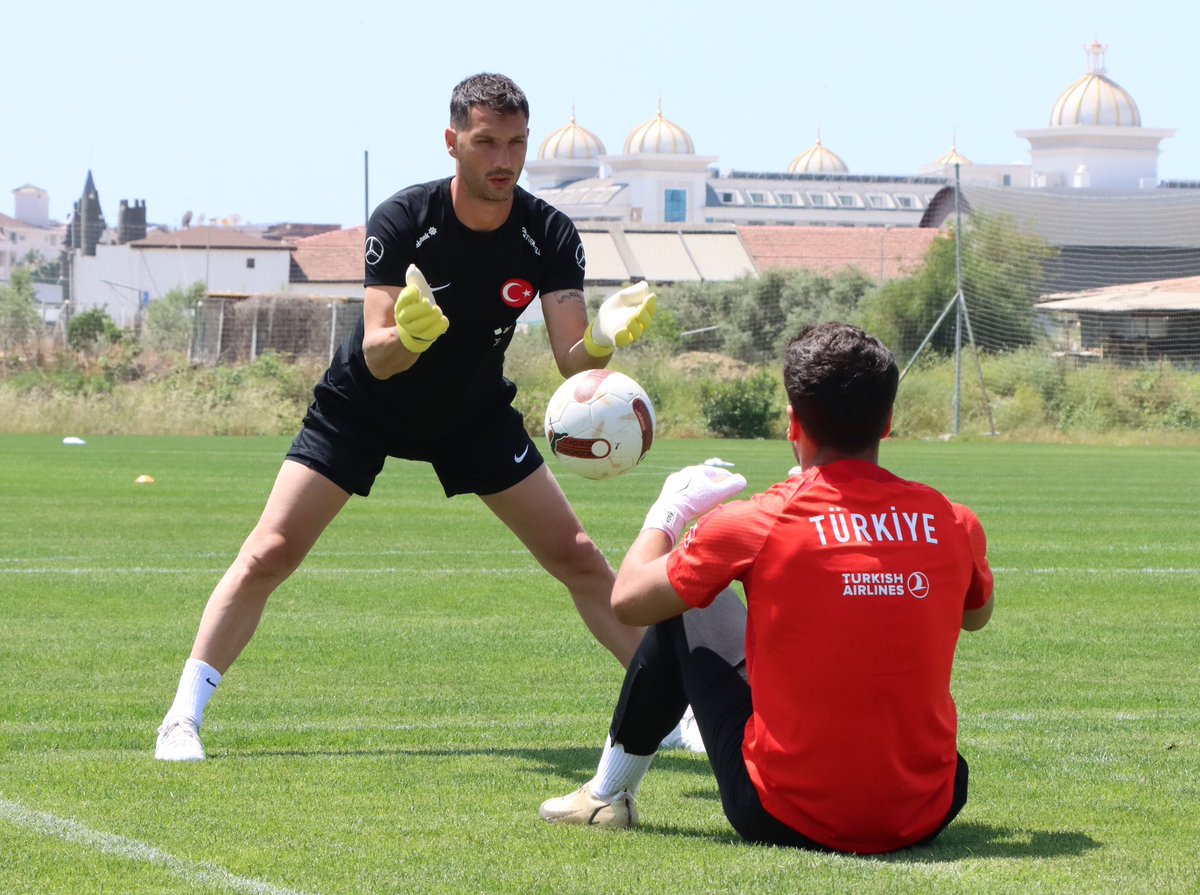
top-left (906, 572), bottom-right (930, 600)
top-left (500, 278), bottom-right (535, 309)
top-left (364, 236), bottom-right (384, 266)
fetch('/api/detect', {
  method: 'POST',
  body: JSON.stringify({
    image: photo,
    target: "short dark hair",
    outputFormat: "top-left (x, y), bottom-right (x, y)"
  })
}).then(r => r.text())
top-left (783, 322), bottom-right (898, 452)
top-left (449, 73), bottom-right (529, 130)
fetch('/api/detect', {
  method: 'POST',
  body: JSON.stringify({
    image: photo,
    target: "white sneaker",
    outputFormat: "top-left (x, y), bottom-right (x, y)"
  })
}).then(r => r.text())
top-left (155, 717), bottom-right (206, 762)
top-left (679, 705), bottom-right (706, 753)
top-left (539, 784), bottom-right (637, 829)
top-left (660, 705), bottom-right (706, 754)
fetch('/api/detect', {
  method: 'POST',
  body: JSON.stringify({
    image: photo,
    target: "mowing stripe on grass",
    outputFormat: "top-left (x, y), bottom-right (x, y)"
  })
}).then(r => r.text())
top-left (0, 566), bottom-right (537, 576)
top-left (0, 797), bottom-right (316, 895)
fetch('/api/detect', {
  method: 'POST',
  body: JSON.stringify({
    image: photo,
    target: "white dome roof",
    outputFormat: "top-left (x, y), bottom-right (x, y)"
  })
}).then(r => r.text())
top-left (1050, 42), bottom-right (1141, 127)
top-left (788, 133), bottom-right (848, 174)
top-left (624, 102), bottom-right (694, 155)
top-left (538, 112), bottom-right (606, 160)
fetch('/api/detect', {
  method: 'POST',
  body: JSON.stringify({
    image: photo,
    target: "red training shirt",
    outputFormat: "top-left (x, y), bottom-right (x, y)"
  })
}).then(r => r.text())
top-left (666, 460), bottom-right (993, 854)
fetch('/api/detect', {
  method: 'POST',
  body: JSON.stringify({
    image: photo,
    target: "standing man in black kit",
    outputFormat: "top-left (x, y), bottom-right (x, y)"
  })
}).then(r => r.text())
top-left (156, 72), bottom-right (657, 762)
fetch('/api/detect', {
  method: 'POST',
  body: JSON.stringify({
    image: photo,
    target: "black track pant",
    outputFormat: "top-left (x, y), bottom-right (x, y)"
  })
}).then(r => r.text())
top-left (607, 588), bottom-right (968, 851)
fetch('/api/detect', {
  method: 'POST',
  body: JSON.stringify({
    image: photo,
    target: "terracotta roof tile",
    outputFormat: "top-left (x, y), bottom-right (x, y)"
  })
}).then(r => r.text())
top-left (130, 227), bottom-right (293, 250)
top-left (290, 226), bottom-right (365, 284)
top-left (737, 226), bottom-right (942, 281)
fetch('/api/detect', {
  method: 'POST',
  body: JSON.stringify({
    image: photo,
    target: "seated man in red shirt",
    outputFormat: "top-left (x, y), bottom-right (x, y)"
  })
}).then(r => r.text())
top-left (539, 322), bottom-right (995, 854)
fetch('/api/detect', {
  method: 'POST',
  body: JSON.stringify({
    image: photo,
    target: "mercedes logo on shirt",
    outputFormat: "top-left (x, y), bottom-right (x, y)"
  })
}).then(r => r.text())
top-left (365, 236), bottom-right (385, 266)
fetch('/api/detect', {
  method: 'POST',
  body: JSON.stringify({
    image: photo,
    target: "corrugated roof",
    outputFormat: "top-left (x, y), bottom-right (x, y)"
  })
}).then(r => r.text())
top-left (923, 185), bottom-right (1200, 248)
top-left (624, 232), bottom-right (702, 282)
top-left (1037, 275), bottom-right (1200, 311)
top-left (738, 226), bottom-right (941, 280)
top-left (684, 232), bottom-right (757, 280)
top-left (578, 230), bottom-right (629, 282)
top-left (278, 221), bottom-right (756, 288)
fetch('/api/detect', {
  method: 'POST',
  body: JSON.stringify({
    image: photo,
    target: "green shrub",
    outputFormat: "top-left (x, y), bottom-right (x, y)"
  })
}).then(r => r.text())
top-left (994, 382), bottom-right (1049, 434)
top-left (68, 308), bottom-right (123, 352)
top-left (142, 283), bottom-right (203, 353)
top-left (893, 362), bottom-right (953, 437)
top-left (700, 371), bottom-right (784, 438)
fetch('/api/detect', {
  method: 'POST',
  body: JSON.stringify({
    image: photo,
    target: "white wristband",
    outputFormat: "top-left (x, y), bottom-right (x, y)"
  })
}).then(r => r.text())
top-left (641, 503), bottom-right (688, 544)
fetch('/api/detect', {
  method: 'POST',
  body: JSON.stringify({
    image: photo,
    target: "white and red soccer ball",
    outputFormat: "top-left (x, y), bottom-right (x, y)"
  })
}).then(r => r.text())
top-left (544, 370), bottom-right (656, 480)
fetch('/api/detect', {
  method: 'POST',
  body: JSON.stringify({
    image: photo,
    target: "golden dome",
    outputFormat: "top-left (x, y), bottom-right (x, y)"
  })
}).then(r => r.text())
top-left (538, 110), bottom-right (606, 160)
top-left (934, 138), bottom-right (972, 166)
top-left (788, 133), bottom-right (848, 174)
top-left (624, 100), bottom-right (694, 154)
top-left (1050, 42), bottom-right (1141, 127)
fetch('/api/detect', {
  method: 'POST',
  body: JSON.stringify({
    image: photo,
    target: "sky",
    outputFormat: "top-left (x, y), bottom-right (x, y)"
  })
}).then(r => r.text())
top-left (5, 0), bottom-right (1198, 231)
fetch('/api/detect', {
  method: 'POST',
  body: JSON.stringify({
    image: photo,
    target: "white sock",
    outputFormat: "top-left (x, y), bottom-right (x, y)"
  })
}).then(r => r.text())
top-left (165, 658), bottom-right (222, 729)
top-left (590, 735), bottom-right (655, 799)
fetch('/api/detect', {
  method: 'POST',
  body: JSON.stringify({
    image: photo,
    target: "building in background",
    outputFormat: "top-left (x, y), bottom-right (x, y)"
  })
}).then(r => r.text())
top-left (69, 227), bottom-right (293, 325)
top-left (28, 40), bottom-right (1197, 334)
top-left (527, 41), bottom-right (1184, 232)
top-left (1, 185), bottom-right (66, 307)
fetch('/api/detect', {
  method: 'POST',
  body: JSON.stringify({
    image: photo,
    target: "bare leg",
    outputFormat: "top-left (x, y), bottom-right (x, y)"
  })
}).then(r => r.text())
top-left (190, 460), bottom-right (351, 673)
top-left (481, 465), bottom-right (644, 666)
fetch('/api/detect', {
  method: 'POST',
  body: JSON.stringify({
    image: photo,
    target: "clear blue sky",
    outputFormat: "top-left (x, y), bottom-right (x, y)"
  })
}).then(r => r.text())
top-left (5, 0), bottom-right (1197, 229)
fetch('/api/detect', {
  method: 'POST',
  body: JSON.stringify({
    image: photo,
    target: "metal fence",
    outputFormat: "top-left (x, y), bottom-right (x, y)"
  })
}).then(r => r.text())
top-left (189, 293), bottom-right (362, 364)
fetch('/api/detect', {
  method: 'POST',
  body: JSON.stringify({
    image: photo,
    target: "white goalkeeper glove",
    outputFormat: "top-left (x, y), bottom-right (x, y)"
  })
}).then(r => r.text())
top-left (584, 281), bottom-right (657, 357)
top-left (642, 464), bottom-right (748, 544)
top-left (394, 264), bottom-right (449, 354)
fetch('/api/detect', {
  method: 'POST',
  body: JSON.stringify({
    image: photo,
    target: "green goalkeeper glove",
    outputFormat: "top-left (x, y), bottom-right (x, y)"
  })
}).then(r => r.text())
top-left (584, 281), bottom-right (657, 358)
top-left (394, 264), bottom-right (449, 354)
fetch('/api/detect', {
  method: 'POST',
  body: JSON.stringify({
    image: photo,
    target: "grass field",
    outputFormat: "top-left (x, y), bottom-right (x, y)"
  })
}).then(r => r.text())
top-left (1, 433), bottom-right (1197, 894)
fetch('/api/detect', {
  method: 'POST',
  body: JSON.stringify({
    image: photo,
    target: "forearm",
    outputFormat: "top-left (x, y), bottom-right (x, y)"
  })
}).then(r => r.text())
top-left (362, 325), bottom-right (421, 379)
top-left (612, 529), bottom-right (686, 626)
top-left (362, 284), bottom-right (421, 379)
top-left (558, 338), bottom-right (611, 376)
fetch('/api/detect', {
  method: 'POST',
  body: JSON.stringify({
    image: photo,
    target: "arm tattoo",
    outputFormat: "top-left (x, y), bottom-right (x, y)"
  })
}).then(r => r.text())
top-left (554, 290), bottom-right (585, 306)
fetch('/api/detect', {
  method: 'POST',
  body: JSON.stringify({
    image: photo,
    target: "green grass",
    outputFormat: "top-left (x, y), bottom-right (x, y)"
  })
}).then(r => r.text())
top-left (1, 434), bottom-right (1197, 894)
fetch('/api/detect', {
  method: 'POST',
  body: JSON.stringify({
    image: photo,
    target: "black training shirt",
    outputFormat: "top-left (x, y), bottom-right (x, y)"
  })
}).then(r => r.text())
top-left (313, 178), bottom-right (585, 445)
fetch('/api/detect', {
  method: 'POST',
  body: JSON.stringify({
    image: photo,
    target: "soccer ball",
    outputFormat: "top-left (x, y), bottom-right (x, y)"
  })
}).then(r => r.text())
top-left (544, 370), bottom-right (656, 480)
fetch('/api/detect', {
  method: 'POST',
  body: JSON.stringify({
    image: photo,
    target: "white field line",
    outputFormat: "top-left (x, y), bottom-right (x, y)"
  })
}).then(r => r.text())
top-left (2, 565), bottom-right (1198, 576)
top-left (0, 796), bottom-right (316, 895)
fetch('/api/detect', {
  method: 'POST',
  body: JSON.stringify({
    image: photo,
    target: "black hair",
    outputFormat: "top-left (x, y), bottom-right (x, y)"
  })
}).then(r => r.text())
top-left (783, 322), bottom-right (898, 452)
top-left (450, 73), bottom-right (529, 130)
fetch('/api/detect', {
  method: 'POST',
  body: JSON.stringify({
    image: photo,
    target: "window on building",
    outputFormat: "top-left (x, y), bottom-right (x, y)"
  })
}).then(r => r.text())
top-left (719, 191), bottom-right (736, 204)
top-left (747, 191), bottom-right (769, 205)
top-left (664, 189), bottom-right (687, 223)
top-left (835, 194), bottom-right (859, 207)
top-left (246, 258), bottom-right (256, 269)
top-left (1002, 174), bottom-right (1012, 187)
top-left (776, 192), bottom-right (799, 206)
top-left (808, 193), bottom-right (830, 207)
top-left (866, 193), bottom-right (889, 208)
top-left (894, 194), bottom-right (919, 209)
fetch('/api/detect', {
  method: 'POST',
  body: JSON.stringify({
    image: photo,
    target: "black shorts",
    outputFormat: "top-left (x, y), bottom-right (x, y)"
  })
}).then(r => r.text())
top-left (286, 400), bottom-right (544, 498)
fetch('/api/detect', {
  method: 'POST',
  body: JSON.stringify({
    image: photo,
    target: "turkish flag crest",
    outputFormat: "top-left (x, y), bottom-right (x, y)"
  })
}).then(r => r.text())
top-left (500, 278), bottom-right (536, 309)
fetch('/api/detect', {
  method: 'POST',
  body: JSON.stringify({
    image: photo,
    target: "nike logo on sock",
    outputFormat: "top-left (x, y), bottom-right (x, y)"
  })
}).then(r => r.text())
top-left (514, 445), bottom-right (530, 463)
top-left (205, 678), bottom-right (218, 688)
